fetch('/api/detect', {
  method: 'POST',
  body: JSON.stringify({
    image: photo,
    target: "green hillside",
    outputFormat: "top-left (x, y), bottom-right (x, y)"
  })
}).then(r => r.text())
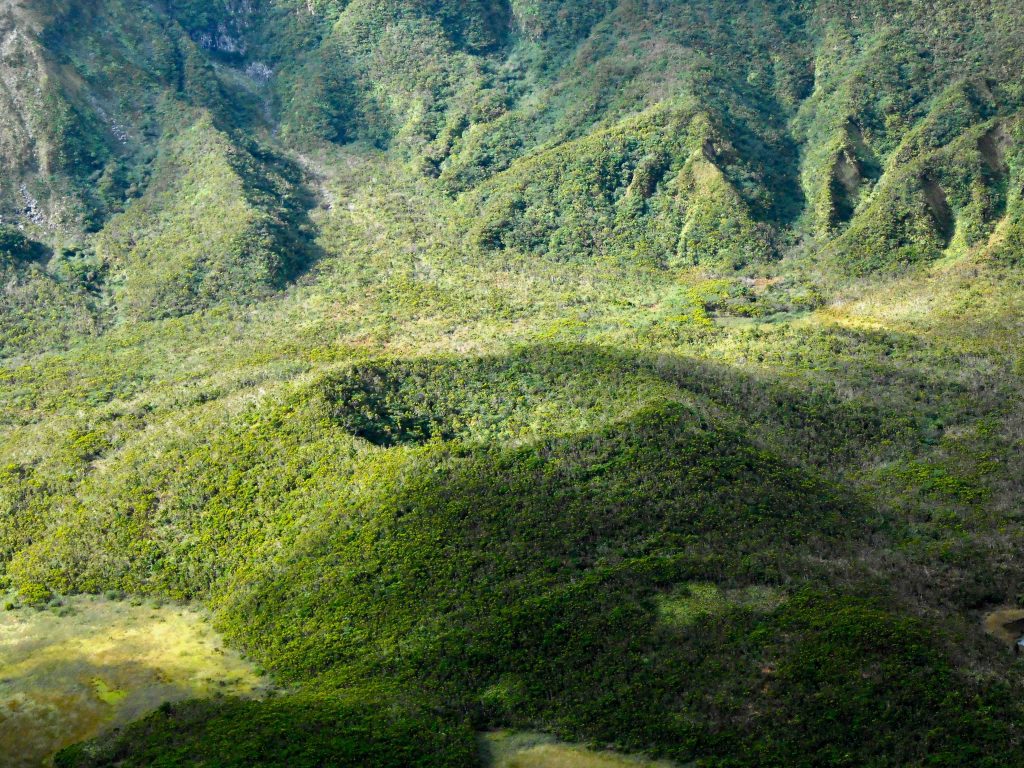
top-left (2, 0), bottom-right (1024, 765)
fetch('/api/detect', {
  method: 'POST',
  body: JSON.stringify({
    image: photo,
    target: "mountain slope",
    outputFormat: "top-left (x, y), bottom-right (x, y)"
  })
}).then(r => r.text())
top-left (2, 1), bottom-right (1024, 766)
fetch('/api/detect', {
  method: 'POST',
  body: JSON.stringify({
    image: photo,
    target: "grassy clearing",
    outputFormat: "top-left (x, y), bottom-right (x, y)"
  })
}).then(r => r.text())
top-left (982, 609), bottom-right (1024, 647)
top-left (0, 596), bottom-right (266, 767)
top-left (481, 731), bottom-right (678, 768)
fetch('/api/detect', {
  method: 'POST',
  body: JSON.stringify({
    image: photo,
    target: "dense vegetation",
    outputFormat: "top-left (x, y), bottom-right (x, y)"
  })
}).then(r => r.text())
top-left (2, 0), bottom-right (1024, 765)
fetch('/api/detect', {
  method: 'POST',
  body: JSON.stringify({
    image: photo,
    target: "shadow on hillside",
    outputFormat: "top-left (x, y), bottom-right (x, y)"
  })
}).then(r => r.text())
top-left (205, 344), bottom-right (1021, 764)
top-left (1, 654), bottom-right (194, 768)
top-left (30, 340), bottom-right (1024, 768)
top-left (232, 140), bottom-right (328, 287)
top-left (54, 689), bottom-right (479, 768)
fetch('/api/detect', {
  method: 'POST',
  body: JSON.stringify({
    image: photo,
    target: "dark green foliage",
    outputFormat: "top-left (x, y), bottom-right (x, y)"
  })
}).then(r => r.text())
top-left (3, 1), bottom-right (1024, 766)
top-left (55, 693), bottom-right (478, 768)
top-left (9, 339), bottom-right (1024, 764)
top-left (321, 361), bottom-right (457, 445)
top-left (511, 0), bottom-right (616, 53)
top-left (0, 227), bottom-right (46, 263)
top-left (0, 230), bottom-right (100, 355)
top-left (740, 593), bottom-right (1024, 767)
top-left (96, 110), bottom-right (318, 319)
top-left (278, 43), bottom-right (359, 145)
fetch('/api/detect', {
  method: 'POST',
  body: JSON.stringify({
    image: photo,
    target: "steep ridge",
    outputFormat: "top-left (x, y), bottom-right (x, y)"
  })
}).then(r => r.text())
top-left (2, 2), bottom-right (1024, 766)
top-left (1, 1), bottom-right (1022, 299)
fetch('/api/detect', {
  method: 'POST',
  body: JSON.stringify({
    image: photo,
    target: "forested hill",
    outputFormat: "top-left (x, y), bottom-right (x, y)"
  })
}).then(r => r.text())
top-left (2, 1), bottom-right (1024, 766)
top-left (4, 0), bottom-right (1023, 321)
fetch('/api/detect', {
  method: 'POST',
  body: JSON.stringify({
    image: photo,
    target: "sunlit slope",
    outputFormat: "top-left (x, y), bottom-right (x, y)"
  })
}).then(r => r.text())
top-left (3, 220), bottom-right (1023, 765)
top-left (1, 1), bottom-right (1023, 766)
top-left (0, 1), bottom-right (1022, 347)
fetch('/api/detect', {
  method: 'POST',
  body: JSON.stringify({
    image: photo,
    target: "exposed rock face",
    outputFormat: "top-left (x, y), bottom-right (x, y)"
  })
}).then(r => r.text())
top-left (191, 0), bottom-right (254, 55)
top-left (245, 60), bottom-right (273, 82)
top-left (0, 3), bottom-right (52, 226)
top-left (0, 0), bottom-right (1022, 267)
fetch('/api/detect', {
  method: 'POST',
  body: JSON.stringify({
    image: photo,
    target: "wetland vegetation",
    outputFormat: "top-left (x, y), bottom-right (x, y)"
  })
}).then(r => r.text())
top-left (0, 596), bottom-right (265, 767)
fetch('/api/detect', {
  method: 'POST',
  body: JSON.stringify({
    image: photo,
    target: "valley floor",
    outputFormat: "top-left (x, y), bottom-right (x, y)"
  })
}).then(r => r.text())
top-left (2, 142), bottom-right (1023, 766)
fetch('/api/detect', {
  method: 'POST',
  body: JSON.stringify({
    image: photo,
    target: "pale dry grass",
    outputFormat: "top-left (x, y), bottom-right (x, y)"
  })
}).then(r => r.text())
top-left (0, 596), bottom-right (267, 767)
top-left (983, 608), bottom-right (1024, 646)
top-left (483, 731), bottom-right (679, 768)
